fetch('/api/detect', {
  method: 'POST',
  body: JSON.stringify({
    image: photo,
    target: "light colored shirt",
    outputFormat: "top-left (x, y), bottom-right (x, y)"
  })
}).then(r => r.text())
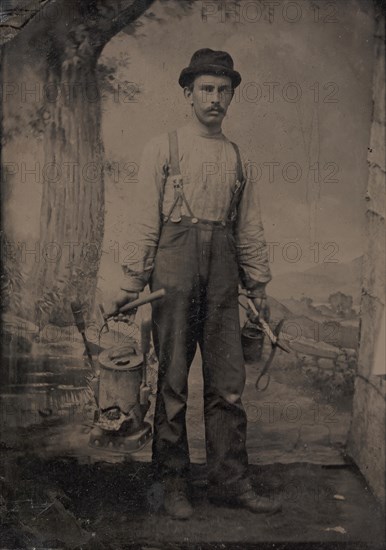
top-left (120, 123), bottom-right (271, 292)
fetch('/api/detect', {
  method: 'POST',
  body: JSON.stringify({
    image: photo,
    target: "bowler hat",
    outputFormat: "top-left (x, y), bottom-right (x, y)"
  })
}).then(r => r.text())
top-left (179, 48), bottom-right (241, 89)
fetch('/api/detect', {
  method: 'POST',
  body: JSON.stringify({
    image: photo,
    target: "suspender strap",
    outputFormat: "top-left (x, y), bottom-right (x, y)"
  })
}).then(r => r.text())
top-left (225, 141), bottom-right (247, 223)
top-left (230, 141), bottom-right (244, 185)
top-left (166, 130), bottom-right (195, 221)
top-left (169, 130), bottom-right (180, 176)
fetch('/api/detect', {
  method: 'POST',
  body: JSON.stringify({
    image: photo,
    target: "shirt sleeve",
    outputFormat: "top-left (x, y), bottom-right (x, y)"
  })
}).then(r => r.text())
top-left (235, 151), bottom-right (272, 295)
top-left (119, 134), bottom-right (168, 292)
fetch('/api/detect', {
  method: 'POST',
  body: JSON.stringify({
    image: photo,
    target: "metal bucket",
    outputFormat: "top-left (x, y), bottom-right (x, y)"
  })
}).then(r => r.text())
top-left (241, 323), bottom-right (264, 363)
top-left (98, 344), bottom-right (143, 413)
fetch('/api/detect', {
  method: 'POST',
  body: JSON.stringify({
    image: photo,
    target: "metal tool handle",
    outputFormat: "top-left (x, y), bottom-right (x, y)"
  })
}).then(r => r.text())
top-left (140, 318), bottom-right (152, 405)
top-left (71, 302), bottom-right (86, 333)
top-left (104, 288), bottom-right (166, 320)
top-left (141, 318), bottom-right (152, 357)
top-left (247, 298), bottom-right (291, 353)
top-left (255, 373), bottom-right (271, 392)
top-left (247, 298), bottom-right (276, 341)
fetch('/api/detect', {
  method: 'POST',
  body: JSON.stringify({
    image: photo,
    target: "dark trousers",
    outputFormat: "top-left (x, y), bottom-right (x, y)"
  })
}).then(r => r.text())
top-left (150, 217), bottom-right (249, 494)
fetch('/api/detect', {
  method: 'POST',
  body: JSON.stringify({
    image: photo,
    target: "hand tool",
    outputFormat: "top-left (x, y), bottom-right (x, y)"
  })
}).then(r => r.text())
top-left (239, 292), bottom-right (291, 392)
top-left (140, 317), bottom-right (152, 406)
top-left (104, 288), bottom-right (166, 321)
top-left (246, 297), bottom-right (290, 353)
top-left (71, 302), bottom-right (95, 369)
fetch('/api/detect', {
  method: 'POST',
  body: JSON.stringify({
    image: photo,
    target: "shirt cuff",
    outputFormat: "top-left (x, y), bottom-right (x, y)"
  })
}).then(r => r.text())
top-left (119, 276), bottom-right (144, 293)
top-left (244, 283), bottom-right (268, 299)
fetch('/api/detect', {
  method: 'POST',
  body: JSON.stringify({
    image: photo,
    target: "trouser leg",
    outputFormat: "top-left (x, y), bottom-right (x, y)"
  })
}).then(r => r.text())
top-left (151, 291), bottom-right (199, 480)
top-left (150, 223), bottom-right (200, 481)
top-left (200, 301), bottom-right (249, 492)
top-left (200, 228), bottom-right (250, 495)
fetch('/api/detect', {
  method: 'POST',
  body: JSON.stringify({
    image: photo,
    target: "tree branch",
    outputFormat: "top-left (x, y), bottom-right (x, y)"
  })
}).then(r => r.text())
top-left (90, 0), bottom-right (156, 51)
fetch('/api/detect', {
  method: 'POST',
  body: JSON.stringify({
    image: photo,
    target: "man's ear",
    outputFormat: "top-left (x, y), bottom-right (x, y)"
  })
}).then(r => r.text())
top-left (184, 86), bottom-right (193, 104)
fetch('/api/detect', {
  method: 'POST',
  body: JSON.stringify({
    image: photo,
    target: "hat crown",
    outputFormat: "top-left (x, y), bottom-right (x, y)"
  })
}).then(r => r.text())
top-left (189, 48), bottom-right (235, 71)
top-left (178, 48), bottom-right (241, 88)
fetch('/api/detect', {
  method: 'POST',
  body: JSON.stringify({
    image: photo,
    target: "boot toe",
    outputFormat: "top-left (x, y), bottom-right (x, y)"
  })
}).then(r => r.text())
top-left (164, 490), bottom-right (194, 520)
top-left (234, 489), bottom-right (282, 514)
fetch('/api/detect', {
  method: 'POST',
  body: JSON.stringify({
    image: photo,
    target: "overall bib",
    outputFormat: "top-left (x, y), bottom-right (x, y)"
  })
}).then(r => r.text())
top-left (150, 131), bottom-right (250, 495)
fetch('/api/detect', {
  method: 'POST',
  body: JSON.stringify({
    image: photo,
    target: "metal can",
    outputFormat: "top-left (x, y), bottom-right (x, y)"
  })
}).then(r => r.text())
top-left (98, 344), bottom-right (143, 414)
top-left (241, 322), bottom-right (265, 363)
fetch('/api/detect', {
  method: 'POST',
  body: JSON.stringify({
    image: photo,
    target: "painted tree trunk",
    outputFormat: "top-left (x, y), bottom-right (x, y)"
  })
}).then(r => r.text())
top-left (34, 49), bottom-right (104, 324)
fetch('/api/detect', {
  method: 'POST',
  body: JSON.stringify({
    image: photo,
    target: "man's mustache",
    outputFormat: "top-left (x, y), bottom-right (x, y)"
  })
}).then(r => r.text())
top-left (206, 106), bottom-right (225, 113)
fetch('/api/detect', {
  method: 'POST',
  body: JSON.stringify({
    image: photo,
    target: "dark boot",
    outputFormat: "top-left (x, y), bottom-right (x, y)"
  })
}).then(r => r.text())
top-left (209, 482), bottom-right (282, 515)
top-left (231, 488), bottom-right (282, 514)
top-left (163, 480), bottom-right (193, 520)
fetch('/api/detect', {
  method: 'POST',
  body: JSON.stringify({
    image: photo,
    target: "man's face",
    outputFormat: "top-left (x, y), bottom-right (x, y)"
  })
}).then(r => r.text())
top-left (185, 74), bottom-right (234, 127)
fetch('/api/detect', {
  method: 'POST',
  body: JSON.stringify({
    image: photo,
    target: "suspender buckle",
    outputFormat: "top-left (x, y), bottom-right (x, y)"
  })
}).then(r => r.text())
top-left (172, 175), bottom-right (183, 189)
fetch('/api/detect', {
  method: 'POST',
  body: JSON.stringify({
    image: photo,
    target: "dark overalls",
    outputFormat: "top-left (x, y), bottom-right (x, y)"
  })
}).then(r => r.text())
top-left (150, 131), bottom-right (250, 496)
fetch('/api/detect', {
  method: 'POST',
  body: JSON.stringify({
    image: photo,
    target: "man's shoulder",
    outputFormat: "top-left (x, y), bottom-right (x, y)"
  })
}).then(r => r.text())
top-left (221, 133), bottom-right (247, 157)
top-left (222, 136), bottom-right (250, 172)
top-left (144, 127), bottom-right (189, 149)
top-left (143, 126), bottom-right (191, 155)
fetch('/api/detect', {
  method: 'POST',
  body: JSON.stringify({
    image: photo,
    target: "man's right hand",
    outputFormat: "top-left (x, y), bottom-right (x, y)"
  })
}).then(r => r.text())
top-left (108, 290), bottom-right (139, 322)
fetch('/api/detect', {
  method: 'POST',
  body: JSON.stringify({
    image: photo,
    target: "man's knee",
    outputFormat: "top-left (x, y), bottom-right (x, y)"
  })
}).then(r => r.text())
top-left (204, 388), bottom-right (244, 412)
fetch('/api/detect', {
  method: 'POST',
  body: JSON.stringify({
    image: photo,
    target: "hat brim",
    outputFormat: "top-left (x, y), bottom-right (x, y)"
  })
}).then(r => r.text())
top-left (179, 64), bottom-right (241, 89)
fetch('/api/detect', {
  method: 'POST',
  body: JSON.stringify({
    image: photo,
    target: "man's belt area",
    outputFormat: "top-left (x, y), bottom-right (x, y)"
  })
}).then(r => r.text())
top-left (162, 214), bottom-right (233, 228)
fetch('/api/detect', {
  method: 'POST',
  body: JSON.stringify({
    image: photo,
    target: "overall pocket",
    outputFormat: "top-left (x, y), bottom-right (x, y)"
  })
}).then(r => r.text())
top-left (151, 224), bottom-right (196, 292)
top-left (157, 223), bottom-right (192, 249)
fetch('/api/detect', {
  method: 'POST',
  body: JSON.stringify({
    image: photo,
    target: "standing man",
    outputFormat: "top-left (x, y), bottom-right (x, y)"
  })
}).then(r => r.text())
top-left (111, 49), bottom-right (281, 519)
